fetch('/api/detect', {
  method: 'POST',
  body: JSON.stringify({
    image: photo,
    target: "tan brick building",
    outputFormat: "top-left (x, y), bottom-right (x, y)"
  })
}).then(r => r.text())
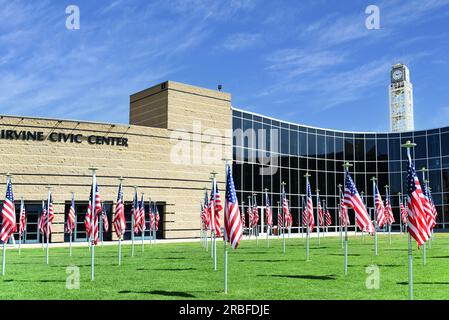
top-left (0, 81), bottom-right (232, 243)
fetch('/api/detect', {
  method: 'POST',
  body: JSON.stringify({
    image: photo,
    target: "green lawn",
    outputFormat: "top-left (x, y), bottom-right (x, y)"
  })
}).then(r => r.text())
top-left (1, 233), bottom-right (448, 300)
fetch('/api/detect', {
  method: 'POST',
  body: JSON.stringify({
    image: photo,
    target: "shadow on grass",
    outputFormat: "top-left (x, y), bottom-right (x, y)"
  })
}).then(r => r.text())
top-left (259, 274), bottom-right (337, 280)
top-left (238, 259), bottom-right (289, 263)
top-left (136, 268), bottom-right (196, 271)
top-left (430, 255), bottom-right (449, 259)
top-left (118, 290), bottom-right (195, 298)
top-left (2, 279), bottom-right (64, 283)
top-left (397, 281), bottom-right (449, 285)
top-left (328, 253), bottom-right (361, 257)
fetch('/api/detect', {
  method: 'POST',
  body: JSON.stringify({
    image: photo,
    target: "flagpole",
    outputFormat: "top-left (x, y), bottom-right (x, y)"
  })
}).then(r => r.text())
top-left (398, 192), bottom-right (403, 239)
top-left (19, 196), bottom-right (23, 255)
top-left (222, 158), bottom-right (232, 294)
top-left (402, 140), bottom-right (416, 300)
top-left (343, 162), bottom-right (352, 276)
top-left (118, 177), bottom-right (124, 266)
top-left (360, 191), bottom-right (365, 241)
top-left (281, 182), bottom-right (287, 254)
top-left (211, 171), bottom-right (218, 272)
top-left (316, 188), bottom-right (320, 246)
top-left (277, 202), bottom-right (280, 239)
top-left (300, 196), bottom-right (304, 239)
top-left (371, 177), bottom-right (378, 256)
top-left (264, 188), bottom-right (270, 248)
top-left (337, 184), bottom-right (343, 249)
top-left (428, 186), bottom-right (434, 247)
top-left (305, 173), bottom-right (311, 261)
top-left (141, 193), bottom-right (145, 253)
top-left (46, 185), bottom-right (51, 265)
top-left (385, 185), bottom-right (392, 245)
top-left (253, 193), bottom-right (259, 247)
top-left (132, 186), bottom-right (137, 257)
top-left (89, 167), bottom-right (98, 281)
top-left (420, 167), bottom-right (428, 266)
top-left (70, 192), bottom-right (74, 257)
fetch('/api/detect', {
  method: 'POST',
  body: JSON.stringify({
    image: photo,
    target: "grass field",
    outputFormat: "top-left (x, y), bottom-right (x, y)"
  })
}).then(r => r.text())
top-left (1, 233), bottom-right (448, 300)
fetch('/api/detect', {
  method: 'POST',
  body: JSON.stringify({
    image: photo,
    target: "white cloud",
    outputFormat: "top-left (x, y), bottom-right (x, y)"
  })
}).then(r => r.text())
top-left (222, 33), bottom-right (261, 51)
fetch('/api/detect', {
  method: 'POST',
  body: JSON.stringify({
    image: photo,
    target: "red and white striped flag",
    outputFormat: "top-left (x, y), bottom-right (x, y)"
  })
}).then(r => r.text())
top-left (318, 201), bottom-right (324, 227)
top-left (340, 199), bottom-right (350, 226)
top-left (240, 204), bottom-right (246, 229)
top-left (422, 184), bottom-right (436, 232)
top-left (223, 164), bottom-right (243, 249)
top-left (210, 179), bottom-right (222, 237)
top-left (265, 191), bottom-right (272, 227)
top-left (282, 186), bottom-right (292, 228)
top-left (86, 183), bottom-right (101, 245)
top-left (102, 205), bottom-right (109, 233)
top-left (251, 196), bottom-right (259, 228)
top-left (344, 171), bottom-right (374, 234)
top-left (137, 194), bottom-right (146, 233)
top-left (132, 190), bottom-right (141, 234)
top-left (428, 189), bottom-right (438, 229)
top-left (385, 197), bottom-right (395, 225)
top-left (406, 155), bottom-right (430, 247)
top-left (375, 184), bottom-right (387, 228)
top-left (66, 194), bottom-right (76, 234)
top-left (42, 192), bottom-right (55, 237)
top-left (113, 182), bottom-right (126, 238)
top-left (400, 202), bottom-right (408, 224)
top-left (305, 179), bottom-right (315, 231)
top-left (0, 177), bottom-right (16, 243)
top-left (19, 199), bottom-right (26, 237)
top-left (325, 207), bottom-right (332, 227)
top-left (39, 200), bottom-right (46, 235)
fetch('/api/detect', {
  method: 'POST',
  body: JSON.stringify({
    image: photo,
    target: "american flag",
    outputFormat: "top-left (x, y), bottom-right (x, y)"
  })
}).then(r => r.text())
top-left (113, 182), bottom-right (126, 238)
top-left (251, 195), bottom-right (259, 228)
top-left (340, 199), bottom-right (350, 226)
top-left (42, 192), bottom-right (55, 237)
top-left (19, 199), bottom-right (26, 237)
top-left (400, 202), bottom-right (408, 224)
top-left (265, 191), bottom-right (273, 227)
top-left (324, 206), bottom-right (332, 227)
top-left (282, 186), bottom-right (292, 228)
top-left (305, 179), bottom-right (315, 231)
top-left (155, 204), bottom-right (160, 231)
top-left (406, 154), bottom-right (430, 247)
top-left (149, 204), bottom-right (155, 231)
top-left (247, 198), bottom-right (253, 227)
top-left (139, 194), bottom-right (146, 232)
top-left (302, 197), bottom-right (308, 227)
top-left (428, 189), bottom-right (438, 229)
top-left (209, 180), bottom-right (222, 237)
top-left (277, 202), bottom-right (283, 229)
top-left (0, 177), bottom-right (16, 243)
top-left (422, 184), bottom-right (436, 232)
top-left (240, 204), bottom-right (246, 229)
top-left (132, 190), bottom-right (140, 234)
top-left (318, 200), bottom-right (324, 227)
top-left (223, 164), bottom-right (243, 249)
top-left (201, 191), bottom-right (210, 231)
top-left (374, 184), bottom-right (387, 228)
top-left (102, 204), bottom-right (109, 233)
top-left (39, 200), bottom-right (46, 235)
top-left (385, 196), bottom-right (395, 225)
top-left (344, 171), bottom-right (374, 234)
top-left (66, 194), bottom-right (76, 234)
top-left (86, 183), bottom-right (101, 245)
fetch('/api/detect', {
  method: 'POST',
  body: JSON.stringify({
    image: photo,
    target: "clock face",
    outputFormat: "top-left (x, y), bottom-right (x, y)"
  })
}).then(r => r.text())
top-left (392, 69), bottom-right (403, 81)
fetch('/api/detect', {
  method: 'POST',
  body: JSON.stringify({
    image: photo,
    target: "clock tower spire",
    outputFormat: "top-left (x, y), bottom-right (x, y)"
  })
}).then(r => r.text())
top-left (389, 63), bottom-right (414, 133)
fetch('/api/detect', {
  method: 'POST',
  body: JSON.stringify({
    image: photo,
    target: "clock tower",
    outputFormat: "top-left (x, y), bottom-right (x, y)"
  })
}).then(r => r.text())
top-left (389, 63), bottom-right (414, 132)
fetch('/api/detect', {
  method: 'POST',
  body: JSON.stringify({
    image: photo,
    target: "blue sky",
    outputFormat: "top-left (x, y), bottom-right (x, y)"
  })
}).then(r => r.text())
top-left (1, 0), bottom-right (449, 132)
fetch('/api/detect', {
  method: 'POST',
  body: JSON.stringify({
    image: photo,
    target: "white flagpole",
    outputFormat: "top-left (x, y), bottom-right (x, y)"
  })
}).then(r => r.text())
top-left (420, 168), bottom-right (429, 266)
top-left (89, 167), bottom-right (98, 281)
top-left (253, 193), bottom-right (259, 247)
top-left (305, 173), bottom-right (311, 261)
top-left (398, 192), bottom-right (403, 239)
top-left (281, 182), bottom-right (287, 254)
top-left (132, 186), bottom-right (137, 257)
top-left (222, 158), bottom-right (232, 294)
top-left (371, 178), bottom-right (378, 256)
top-left (264, 188), bottom-right (270, 248)
top-left (118, 177), bottom-right (124, 265)
top-left (277, 202), bottom-right (280, 239)
top-left (337, 184), bottom-right (343, 249)
top-left (100, 204), bottom-right (104, 247)
top-left (316, 188), bottom-right (320, 246)
top-left (402, 140), bottom-right (416, 300)
top-left (46, 186), bottom-right (51, 265)
top-left (360, 191), bottom-right (365, 241)
top-left (385, 185), bottom-right (392, 245)
top-left (70, 192), bottom-right (74, 257)
top-left (19, 197), bottom-right (24, 255)
top-left (141, 193), bottom-right (145, 253)
top-left (343, 162), bottom-right (352, 276)
top-left (211, 171), bottom-right (218, 272)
